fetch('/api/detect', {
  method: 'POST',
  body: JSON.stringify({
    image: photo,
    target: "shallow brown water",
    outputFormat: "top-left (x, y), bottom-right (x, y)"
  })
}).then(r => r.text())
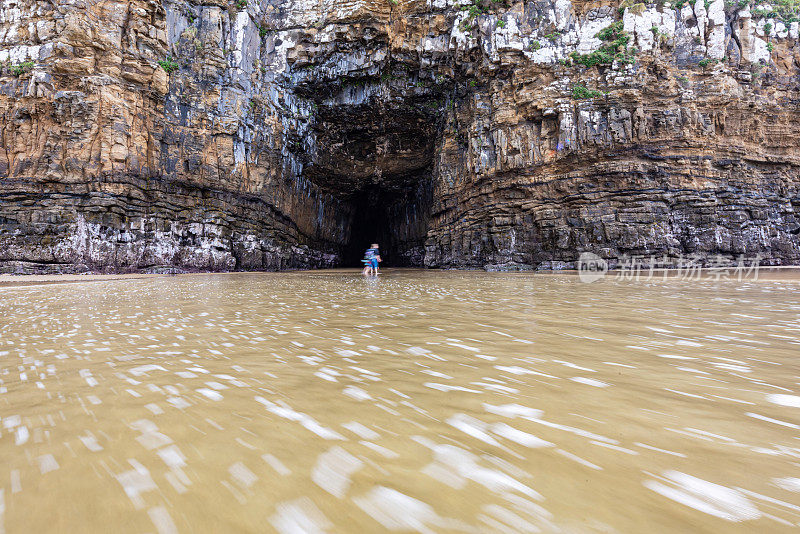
top-left (1, 269), bottom-right (800, 533)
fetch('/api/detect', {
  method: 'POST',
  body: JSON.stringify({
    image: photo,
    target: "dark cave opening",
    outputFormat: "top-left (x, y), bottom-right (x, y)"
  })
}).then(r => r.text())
top-left (341, 182), bottom-right (432, 268)
top-left (343, 189), bottom-right (389, 267)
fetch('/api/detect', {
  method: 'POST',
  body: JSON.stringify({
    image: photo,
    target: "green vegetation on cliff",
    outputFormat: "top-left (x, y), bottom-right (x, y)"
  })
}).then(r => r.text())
top-left (459, 0), bottom-right (510, 31)
top-left (569, 21), bottom-right (635, 67)
top-left (572, 84), bottom-right (604, 99)
top-left (158, 56), bottom-right (179, 73)
top-left (9, 61), bottom-right (34, 76)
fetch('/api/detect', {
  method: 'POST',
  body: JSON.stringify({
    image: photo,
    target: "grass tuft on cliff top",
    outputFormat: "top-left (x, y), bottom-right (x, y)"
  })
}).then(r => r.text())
top-left (731, 0), bottom-right (800, 23)
top-left (459, 0), bottom-right (511, 31)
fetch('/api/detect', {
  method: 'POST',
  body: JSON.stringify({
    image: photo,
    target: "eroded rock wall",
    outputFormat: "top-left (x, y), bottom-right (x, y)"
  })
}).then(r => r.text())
top-left (0, 0), bottom-right (345, 272)
top-left (1, 0), bottom-right (798, 272)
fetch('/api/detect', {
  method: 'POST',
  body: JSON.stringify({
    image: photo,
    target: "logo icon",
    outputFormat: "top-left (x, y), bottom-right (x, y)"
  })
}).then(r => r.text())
top-left (578, 252), bottom-right (608, 283)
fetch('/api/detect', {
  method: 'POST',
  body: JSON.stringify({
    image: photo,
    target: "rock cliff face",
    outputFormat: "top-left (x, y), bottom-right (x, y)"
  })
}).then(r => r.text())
top-left (1, 0), bottom-right (799, 272)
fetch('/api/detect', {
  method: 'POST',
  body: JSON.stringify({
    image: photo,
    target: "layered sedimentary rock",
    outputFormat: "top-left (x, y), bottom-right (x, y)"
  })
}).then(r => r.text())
top-left (1, 0), bottom-right (799, 272)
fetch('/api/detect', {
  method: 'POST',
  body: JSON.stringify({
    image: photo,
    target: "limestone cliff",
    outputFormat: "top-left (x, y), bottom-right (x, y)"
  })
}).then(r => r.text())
top-left (1, 0), bottom-right (799, 272)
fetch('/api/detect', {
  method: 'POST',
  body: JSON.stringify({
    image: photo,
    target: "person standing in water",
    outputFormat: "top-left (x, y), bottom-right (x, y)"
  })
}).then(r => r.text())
top-left (362, 243), bottom-right (381, 275)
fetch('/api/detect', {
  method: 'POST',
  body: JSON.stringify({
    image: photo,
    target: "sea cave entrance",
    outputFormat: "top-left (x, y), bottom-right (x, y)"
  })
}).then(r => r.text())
top-left (340, 182), bottom-right (432, 267)
top-left (302, 97), bottom-right (438, 267)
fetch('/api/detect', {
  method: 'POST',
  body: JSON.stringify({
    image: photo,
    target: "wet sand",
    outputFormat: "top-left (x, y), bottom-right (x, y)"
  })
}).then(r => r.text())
top-left (1, 270), bottom-right (800, 532)
top-left (0, 272), bottom-right (165, 288)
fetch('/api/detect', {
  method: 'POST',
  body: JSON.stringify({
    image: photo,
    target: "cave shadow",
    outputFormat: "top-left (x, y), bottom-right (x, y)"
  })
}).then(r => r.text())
top-left (343, 188), bottom-right (397, 267)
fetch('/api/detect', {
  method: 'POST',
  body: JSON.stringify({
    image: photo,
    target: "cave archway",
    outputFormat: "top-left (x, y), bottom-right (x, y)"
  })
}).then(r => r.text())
top-left (298, 89), bottom-right (440, 267)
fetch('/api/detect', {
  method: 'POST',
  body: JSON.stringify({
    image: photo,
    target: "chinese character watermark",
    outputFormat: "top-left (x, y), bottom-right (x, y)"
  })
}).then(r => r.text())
top-left (577, 253), bottom-right (761, 283)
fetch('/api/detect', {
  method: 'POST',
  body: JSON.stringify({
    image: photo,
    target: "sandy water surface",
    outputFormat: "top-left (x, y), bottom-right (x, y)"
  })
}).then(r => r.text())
top-left (1, 269), bottom-right (800, 533)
